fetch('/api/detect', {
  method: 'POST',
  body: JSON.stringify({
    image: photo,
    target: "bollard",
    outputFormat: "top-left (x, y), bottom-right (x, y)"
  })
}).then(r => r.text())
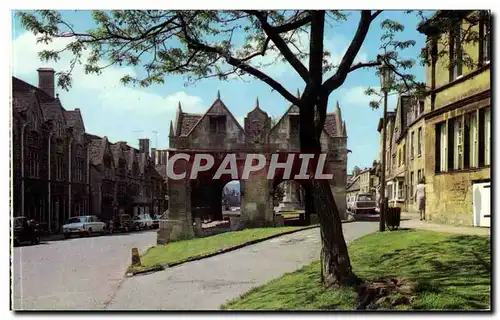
top-left (131, 247), bottom-right (142, 267)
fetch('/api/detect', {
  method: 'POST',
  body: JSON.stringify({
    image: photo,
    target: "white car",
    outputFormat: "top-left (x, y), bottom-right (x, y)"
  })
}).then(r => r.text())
top-left (63, 215), bottom-right (107, 238)
top-left (133, 214), bottom-right (154, 230)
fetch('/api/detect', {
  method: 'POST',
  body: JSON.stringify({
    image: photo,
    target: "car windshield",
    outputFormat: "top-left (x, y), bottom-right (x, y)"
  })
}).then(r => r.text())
top-left (66, 217), bottom-right (81, 224)
top-left (14, 217), bottom-right (26, 227)
top-left (358, 195), bottom-right (373, 201)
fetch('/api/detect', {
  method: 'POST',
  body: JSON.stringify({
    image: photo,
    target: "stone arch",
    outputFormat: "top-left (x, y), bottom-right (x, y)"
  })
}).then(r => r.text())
top-left (158, 96), bottom-right (347, 244)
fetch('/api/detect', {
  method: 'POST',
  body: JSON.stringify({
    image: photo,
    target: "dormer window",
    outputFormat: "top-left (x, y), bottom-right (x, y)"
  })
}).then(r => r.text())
top-left (209, 115), bottom-right (226, 134)
top-left (31, 112), bottom-right (39, 131)
top-left (289, 115), bottom-right (300, 136)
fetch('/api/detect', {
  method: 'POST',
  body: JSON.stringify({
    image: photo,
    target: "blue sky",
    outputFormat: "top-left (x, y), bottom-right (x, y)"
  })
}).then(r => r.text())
top-left (11, 10), bottom-right (431, 173)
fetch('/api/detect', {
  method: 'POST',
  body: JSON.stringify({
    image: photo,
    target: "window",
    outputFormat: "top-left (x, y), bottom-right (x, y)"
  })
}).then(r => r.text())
top-left (31, 112), bottom-right (39, 131)
top-left (28, 151), bottom-right (40, 178)
top-left (209, 116), bottom-right (226, 134)
top-left (419, 100), bottom-right (425, 115)
top-left (417, 169), bottom-right (422, 183)
top-left (480, 11), bottom-right (491, 64)
top-left (398, 149), bottom-right (401, 167)
top-left (75, 158), bottom-right (84, 182)
top-left (435, 122), bottom-right (447, 172)
top-left (397, 180), bottom-right (404, 199)
top-left (484, 108), bottom-right (491, 166)
top-left (289, 115), bottom-right (300, 136)
top-left (56, 154), bottom-right (64, 180)
top-left (410, 171), bottom-right (414, 199)
top-left (410, 131), bottom-right (415, 159)
top-left (417, 127), bottom-right (422, 156)
top-left (462, 112), bottom-right (477, 169)
top-left (450, 21), bottom-right (463, 81)
top-left (402, 144), bottom-right (406, 165)
top-left (453, 118), bottom-right (463, 170)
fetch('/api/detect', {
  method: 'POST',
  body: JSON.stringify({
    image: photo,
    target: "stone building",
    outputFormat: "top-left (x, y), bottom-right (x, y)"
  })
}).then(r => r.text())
top-left (12, 69), bottom-right (168, 231)
top-left (346, 175), bottom-right (360, 202)
top-left (377, 95), bottom-right (425, 211)
top-left (88, 136), bottom-right (168, 220)
top-left (12, 69), bottom-right (90, 232)
top-left (418, 10), bottom-right (491, 226)
top-left (159, 93), bottom-right (348, 244)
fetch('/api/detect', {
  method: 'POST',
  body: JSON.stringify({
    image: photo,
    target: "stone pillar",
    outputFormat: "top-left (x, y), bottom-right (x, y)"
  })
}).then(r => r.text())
top-left (157, 180), bottom-right (195, 244)
top-left (240, 169), bottom-right (274, 228)
top-left (278, 181), bottom-right (300, 211)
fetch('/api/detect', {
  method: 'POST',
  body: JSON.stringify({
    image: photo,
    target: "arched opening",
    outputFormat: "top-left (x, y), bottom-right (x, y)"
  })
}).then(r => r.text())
top-left (273, 179), bottom-right (312, 226)
top-left (190, 171), bottom-right (241, 224)
top-left (221, 180), bottom-right (241, 219)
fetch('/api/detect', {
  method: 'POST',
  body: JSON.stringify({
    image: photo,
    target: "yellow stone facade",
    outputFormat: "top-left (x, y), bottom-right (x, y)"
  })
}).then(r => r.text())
top-left (419, 11), bottom-right (491, 225)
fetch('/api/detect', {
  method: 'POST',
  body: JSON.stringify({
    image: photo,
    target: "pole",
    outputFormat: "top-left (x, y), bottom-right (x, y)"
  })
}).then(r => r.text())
top-left (379, 90), bottom-right (388, 232)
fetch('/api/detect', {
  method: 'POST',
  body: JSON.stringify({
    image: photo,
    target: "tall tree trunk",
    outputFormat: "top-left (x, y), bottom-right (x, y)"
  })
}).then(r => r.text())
top-left (299, 95), bottom-right (358, 288)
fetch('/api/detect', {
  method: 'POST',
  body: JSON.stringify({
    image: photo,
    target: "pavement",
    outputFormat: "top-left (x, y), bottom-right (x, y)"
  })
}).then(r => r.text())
top-left (12, 230), bottom-right (157, 310)
top-left (106, 221), bottom-right (379, 310)
top-left (400, 216), bottom-right (490, 237)
top-left (13, 211), bottom-right (487, 311)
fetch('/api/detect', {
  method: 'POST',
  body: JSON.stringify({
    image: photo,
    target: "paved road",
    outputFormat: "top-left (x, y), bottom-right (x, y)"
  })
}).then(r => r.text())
top-left (107, 221), bottom-right (378, 310)
top-left (12, 230), bottom-right (157, 310)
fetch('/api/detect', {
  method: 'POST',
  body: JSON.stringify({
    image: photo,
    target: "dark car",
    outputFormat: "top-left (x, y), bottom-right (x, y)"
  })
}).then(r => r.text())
top-left (13, 216), bottom-right (41, 246)
top-left (108, 214), bottom-right (135, 233)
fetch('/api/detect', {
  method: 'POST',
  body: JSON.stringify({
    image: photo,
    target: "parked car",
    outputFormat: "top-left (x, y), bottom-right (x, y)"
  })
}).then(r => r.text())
top-left (13, 216), bottom-right (41, 246)
top-left (151, 214), bottom-right (166, 229)
top-left (62, 215), bottom-right (107, 238)
top-left (108, 214), bottom-right (135, 233)
top-left (133, 214), bottom-right (153, 230)
top-left (350, 193), bottom-right (377, 215)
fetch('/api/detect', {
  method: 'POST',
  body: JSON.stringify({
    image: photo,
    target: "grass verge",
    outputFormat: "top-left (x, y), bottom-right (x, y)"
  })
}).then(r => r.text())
top-left (222, 230), bottom-right (490, 310)
top-left (128, 226), bottom-right (311, 274)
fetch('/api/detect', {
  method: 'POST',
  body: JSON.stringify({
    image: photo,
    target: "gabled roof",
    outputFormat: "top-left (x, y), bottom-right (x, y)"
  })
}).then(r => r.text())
top-left (269, 101), bottom-right (345, 138)
top-left (185, 96), bottom-right (247, 137)
top-left (179, 113), bottom-right (203, 136)
top-left (346, 176), bottom-right (360, 192)
top-left (88, 137), bottom-right (112, 166)
top-left (110, 143), bottom-right (126, 167)
top-left (64, 109), bottom-right (85, 132)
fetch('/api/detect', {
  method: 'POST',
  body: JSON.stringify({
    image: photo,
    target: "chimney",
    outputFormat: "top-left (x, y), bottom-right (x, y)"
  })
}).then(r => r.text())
top-left (37, 67), bottom-right (55, 98)
top-left (160, 150), bottom-right (168, 165)
top-left (151, 148), bottom-right (156, 165)
top-left (139, 138), bottom-right (150, 156)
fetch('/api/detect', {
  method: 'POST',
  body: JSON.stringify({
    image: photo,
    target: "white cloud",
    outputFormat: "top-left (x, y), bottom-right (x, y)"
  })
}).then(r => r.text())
top-left (12, 32), bottom-right (205, 116)
top-left (340, 86), bottom-right (378, 106)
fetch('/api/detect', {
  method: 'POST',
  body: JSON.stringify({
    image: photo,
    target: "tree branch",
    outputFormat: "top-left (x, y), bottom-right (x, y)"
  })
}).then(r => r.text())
top-left (371, 10), bottom-right (383, 21)
top-left (274, 14), bottom-right (312, 33)
top-left (240, 37), bottom-right (272, 61)
top-left (348, 60), bottom-right (381, 73)
top-left (245, 10), bottom-right (310, 82)
top-left (178, 14), bottom-right (299, 105)
top-left (322, 10), bottom-right (374, 94)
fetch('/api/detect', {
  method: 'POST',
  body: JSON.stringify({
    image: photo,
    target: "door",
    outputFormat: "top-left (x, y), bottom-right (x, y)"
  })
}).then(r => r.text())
top-left (473, 182), bottom-right (490, 227)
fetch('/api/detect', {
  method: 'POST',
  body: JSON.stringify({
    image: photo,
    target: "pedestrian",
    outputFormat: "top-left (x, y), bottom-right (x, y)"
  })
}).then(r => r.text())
top-left (414, 177), bottom-right (426, 221)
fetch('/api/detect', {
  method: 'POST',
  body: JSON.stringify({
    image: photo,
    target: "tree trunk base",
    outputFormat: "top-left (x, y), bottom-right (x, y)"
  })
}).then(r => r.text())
top-left (355, 276), bottom-right (417, 310)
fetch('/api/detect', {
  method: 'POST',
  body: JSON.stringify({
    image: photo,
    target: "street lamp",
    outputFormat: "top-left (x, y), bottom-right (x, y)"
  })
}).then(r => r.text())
top-left (378, 62), bottom-right (394, 232)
